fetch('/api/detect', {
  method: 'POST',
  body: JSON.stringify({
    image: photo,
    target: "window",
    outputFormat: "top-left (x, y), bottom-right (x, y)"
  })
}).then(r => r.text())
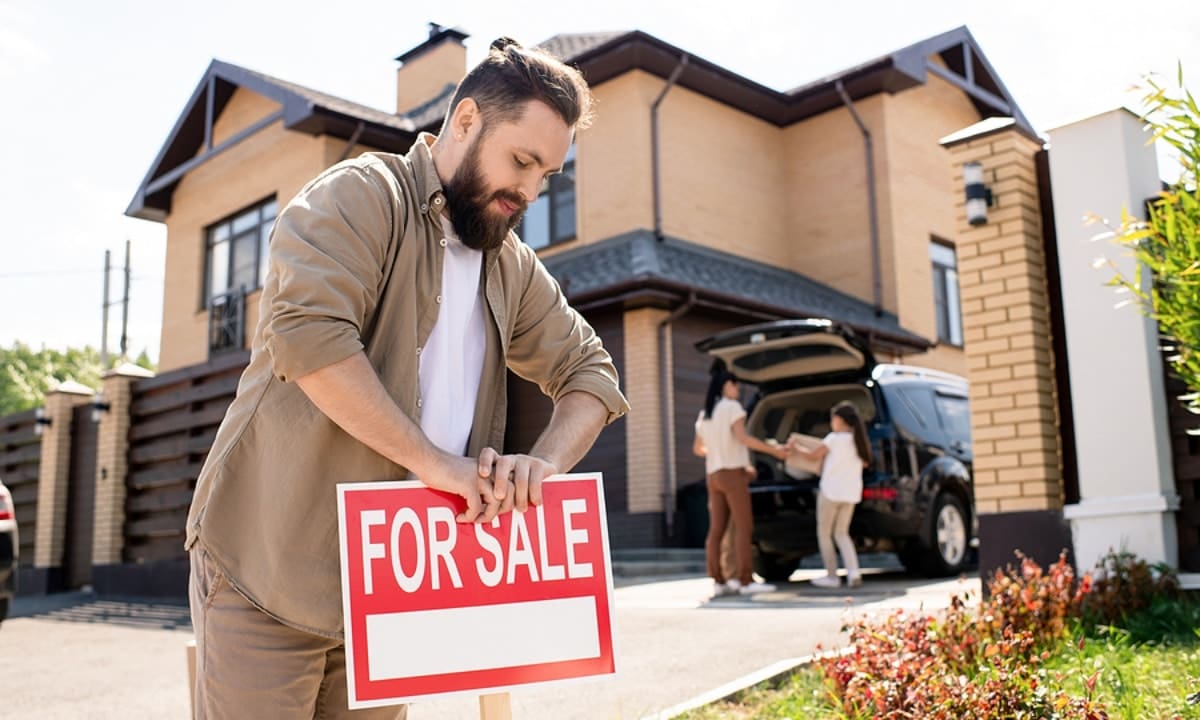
top-left (933, 392), bottom-right (971, 444)
top-left (203, 197), bottom-right (278, 308)
top-left (518, 145), bottom-right (576, 250)
top-left (930, 240), bottom-right (963, 346)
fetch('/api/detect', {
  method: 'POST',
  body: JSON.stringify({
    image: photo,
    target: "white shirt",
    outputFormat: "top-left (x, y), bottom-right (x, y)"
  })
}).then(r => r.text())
top-left (417, 217), bottom-right (486, 456)
top-left (694, 397), bottom-right (751, 475)
top-left (819, 432), bottom-right (864, 503)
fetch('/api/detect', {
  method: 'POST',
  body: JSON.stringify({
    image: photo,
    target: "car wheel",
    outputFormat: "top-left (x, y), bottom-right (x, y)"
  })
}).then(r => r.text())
top-left (925, 493), bottom-right (970, 576)
top-left (753, 549), bottom-right (799, 582)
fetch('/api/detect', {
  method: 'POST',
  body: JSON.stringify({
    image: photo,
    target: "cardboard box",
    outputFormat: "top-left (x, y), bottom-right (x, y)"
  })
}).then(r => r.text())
top-left (784, 433), bottom-right (824, 478)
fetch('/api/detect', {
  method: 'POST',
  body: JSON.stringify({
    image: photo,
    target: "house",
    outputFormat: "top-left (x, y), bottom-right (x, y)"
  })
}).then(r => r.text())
top-left (126, 23), bottom-right (1031, 549)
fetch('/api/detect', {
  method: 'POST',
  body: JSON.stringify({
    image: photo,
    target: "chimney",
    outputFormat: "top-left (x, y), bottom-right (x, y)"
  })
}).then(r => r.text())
top-left (395, 22), bottom-right (469, 117)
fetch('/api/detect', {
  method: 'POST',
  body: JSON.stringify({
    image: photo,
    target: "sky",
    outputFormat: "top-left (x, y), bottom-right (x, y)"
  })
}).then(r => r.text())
top-left (1, 0), bottom-right (1198, 363)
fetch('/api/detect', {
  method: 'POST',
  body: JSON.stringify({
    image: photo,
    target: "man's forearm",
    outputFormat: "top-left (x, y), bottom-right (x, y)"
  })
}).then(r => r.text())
top-left (529, 391), bottom-right (609, 472)
top-left (294, 351), bottom-right (441, 477)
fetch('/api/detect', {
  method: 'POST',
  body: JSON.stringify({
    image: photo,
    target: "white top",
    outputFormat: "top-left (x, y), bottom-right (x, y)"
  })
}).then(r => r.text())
top-left (418, 217), bottom-right (486, 456)
top-left (819, 431), bottom-right (864, 503)
top-left (694, 397), bottom-right (751, 475)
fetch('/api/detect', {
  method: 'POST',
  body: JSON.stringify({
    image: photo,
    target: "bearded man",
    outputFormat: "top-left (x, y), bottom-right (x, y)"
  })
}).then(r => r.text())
top-left (185, 37), bottom-right (629, 719)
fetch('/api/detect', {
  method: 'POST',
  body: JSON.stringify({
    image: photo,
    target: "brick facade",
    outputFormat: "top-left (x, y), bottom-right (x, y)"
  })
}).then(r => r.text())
top-left (33, 382), bottom-right (93, 568)
top-left (92, 364), bottom-right (154, 565)
top-left (623, 308), bottom-right (667, 513)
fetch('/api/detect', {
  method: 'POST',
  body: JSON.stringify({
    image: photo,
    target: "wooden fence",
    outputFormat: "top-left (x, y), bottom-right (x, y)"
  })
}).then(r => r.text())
top-left (124, 351), bottom-right (248, 564)
top-left (0, 408), bottom-right (41, 566)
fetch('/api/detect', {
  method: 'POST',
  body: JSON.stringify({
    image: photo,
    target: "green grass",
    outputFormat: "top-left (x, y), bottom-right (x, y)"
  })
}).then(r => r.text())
top-left (678, 629), bottom-right (1200, 719)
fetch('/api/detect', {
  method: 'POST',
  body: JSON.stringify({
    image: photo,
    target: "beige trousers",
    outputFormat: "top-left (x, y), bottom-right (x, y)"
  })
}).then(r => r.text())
top-left (816, 492), bottom-right (860, 578)
top-left (189, 546), bottom-right (406, 720)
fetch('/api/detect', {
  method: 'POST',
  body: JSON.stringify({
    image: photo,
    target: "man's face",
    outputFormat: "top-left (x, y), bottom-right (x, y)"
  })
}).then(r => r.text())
top-left (442, 100), bottom-right (573, 251)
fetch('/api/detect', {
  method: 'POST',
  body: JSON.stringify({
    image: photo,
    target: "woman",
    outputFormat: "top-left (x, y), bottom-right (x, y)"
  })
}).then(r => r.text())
top-left (693, 368), bottom-right (788, 597)
top-left (788, 401), bottom-right (873, 588)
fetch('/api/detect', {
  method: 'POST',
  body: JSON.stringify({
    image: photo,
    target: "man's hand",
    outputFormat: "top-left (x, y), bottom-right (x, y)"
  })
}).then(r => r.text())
top-left (476, 448), bottom-right (560, 513)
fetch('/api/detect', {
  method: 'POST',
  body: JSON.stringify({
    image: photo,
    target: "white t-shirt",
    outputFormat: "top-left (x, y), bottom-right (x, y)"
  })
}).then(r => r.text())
top-left (694, 397), bottom-right (751, 475)
top-left (819, 431), bottom-right (864, 503)
top-left (417, 217), bottom-right (486, 456)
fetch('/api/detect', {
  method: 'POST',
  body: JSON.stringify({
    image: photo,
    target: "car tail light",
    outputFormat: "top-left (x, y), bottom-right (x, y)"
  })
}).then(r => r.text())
top-left (862, 487), bottom-right (897, 501)
top-left (0, 491), bottom-right (12, 521)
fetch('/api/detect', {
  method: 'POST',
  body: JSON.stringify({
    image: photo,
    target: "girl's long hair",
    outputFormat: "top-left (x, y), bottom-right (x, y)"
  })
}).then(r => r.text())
top-left (703, 366), bottom-right (738, 419)
top-left (833, 400), bottom-right (872, 466)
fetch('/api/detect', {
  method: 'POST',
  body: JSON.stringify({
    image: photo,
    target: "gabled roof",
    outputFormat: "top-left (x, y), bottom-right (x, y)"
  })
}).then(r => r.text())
top-left (546, 25), bottom-right (1032, 133)
top-left (542, 230), bottom-right (931, 355)
top-left (126, 60), bottom-right (419, 221)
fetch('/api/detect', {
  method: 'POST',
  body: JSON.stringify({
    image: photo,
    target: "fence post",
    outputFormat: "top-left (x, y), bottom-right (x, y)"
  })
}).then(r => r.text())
top-left (32, 381), bottom-right (93, 593)
top-left (92, 362), bottom-right (155, 572)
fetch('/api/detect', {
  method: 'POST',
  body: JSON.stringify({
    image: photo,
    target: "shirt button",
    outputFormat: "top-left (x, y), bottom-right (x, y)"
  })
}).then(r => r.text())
top-left (420, 203), bottom-right (428, 212)
top-left (435, 295), bottom-right (442, 304)
top-left (433, 196), bottom-right (443, 206)
top-left (416, 346), bottom-right (422, 355)
top-left (439, 238), bottom-right (447, 247)
top-left (417, 399), bottom-right (423, 408)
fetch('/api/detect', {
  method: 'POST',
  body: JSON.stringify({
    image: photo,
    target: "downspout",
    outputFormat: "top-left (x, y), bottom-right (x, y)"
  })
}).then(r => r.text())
top-left (652, 54), bottom-right (689, 241)
top-left (835, 80), bottom-right (884, 316)
top-left (337, 121), bottom-right (367, 163)
top-left (660, 292), bottom-right (697, 540)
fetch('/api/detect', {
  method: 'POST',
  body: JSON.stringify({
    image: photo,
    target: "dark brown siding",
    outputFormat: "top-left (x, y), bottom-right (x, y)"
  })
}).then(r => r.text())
top-left (0, 409), bottom-right (40, 567)
top-left (63, 404), bottom-right (98, 588)
top-left (124, 351), bottom-right (248, 566)
top-left (505, 307), bottom-right (628, 521)
top-left (1166, 364), bottom-right (1200, 572)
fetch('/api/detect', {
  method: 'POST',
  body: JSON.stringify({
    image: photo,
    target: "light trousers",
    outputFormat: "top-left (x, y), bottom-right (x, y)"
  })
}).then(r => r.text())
top-left (189, 545), bottom-right (406, 720)
top-left (816, 492), bottom-right (860, 578)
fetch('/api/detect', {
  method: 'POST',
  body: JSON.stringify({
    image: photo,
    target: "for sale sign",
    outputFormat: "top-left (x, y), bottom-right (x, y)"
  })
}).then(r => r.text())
top-left (336, 473), bottom-right (616, 709)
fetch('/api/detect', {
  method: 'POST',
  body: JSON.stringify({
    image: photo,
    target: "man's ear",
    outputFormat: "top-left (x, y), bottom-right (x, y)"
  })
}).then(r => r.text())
top-left (450, 98), bottom-right (479, 140)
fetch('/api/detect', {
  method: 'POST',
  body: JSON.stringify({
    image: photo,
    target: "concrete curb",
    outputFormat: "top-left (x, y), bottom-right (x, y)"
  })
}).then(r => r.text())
top-left (639, 647), bottom-right (854, 720)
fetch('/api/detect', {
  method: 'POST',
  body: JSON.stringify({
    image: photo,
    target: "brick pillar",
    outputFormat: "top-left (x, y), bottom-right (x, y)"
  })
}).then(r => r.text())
top-left (942, 120), bottom-right (1074, 577)
top-left (92, 362), bottom-right (155, 567)
top-left (623, 308), bottom-right (667, 515)
top-left (32, 381), bottom-right (93, 591)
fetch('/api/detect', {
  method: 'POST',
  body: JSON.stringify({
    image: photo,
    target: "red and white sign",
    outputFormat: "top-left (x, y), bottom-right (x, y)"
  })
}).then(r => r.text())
top-left (336, 473), bottom-right (616, 709)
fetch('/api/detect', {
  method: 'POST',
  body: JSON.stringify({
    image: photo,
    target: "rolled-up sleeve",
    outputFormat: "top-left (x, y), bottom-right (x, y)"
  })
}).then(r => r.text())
top-left (506, 250), bottom-right (630, 424)
top-left (260, 161), bottom-right (398, 383)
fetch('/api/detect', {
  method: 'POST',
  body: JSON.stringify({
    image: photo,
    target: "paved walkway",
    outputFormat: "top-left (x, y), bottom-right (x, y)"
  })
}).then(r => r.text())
top-left (1, 566), bottom-right (979, 719)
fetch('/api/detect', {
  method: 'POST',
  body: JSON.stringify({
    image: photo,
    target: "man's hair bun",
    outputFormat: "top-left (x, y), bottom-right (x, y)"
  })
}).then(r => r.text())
top-left (490, 37), bottom-right (522, 52)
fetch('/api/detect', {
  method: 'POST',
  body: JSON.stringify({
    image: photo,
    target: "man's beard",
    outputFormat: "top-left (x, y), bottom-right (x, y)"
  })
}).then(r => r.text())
top-left (442, 137), bottom-right (527, 252)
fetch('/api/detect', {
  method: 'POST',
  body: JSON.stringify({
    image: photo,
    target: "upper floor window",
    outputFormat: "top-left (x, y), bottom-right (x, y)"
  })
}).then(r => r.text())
top-left (203, 196), bottom-right (277, 308)
top-left (518, 145), bottom-right (576, 250)
top-left (930, 240), bottom-right (963, 346)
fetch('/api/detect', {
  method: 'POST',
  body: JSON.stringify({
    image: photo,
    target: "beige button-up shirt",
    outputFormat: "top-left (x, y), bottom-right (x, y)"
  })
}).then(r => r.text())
top-left (185, 134), bottom-right (629, 637)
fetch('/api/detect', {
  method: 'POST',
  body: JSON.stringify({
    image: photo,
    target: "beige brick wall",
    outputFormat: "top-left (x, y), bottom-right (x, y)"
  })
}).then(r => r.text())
top-left (624, 308), bottom-right (668, 513)
top-left (33, 386), bottom-right (92, 568)
top-left (159, 87), bottom-right (337, 371)
top-left (395, 41), bottom-right (464, 116)
top-left (945, 127), bottom-right (1063, 515)
top-left (91, 366), bottom-right (152, 565)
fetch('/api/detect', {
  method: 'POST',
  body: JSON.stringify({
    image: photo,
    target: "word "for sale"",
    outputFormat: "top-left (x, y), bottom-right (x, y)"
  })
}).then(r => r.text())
top-left (358, 500), bottom-right (594, 595)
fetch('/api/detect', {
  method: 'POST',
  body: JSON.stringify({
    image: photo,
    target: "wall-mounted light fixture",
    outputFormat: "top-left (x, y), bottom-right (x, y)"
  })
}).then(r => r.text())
top-left (91, 391), bottom-right (112, 423)
top-left (34, 407), bottom-right (52, 436)
top-left (964, 161), bottom-right (994, 226)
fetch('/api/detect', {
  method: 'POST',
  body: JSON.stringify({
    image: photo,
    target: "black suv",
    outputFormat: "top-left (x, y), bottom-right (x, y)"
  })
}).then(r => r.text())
top-left (695, 319), bottom-right (976, 581)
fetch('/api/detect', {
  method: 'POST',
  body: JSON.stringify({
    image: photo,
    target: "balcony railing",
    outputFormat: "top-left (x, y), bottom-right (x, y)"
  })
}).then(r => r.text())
top-left (207, 286), bottom-right (246, 358)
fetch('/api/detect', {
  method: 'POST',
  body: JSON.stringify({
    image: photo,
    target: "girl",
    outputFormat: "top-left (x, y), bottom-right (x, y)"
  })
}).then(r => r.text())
top-left (789, 401), bottom-right (873, 588)
top-left (693, 368), bottom-right (788, 596)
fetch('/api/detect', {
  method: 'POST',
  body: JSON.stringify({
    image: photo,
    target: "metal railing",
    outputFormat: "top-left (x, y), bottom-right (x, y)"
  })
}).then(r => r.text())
top-left (207, 286), bottom-right (246, 358)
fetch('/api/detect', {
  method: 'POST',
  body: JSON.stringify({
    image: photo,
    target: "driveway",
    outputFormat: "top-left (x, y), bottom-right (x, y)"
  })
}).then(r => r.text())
top-left (0, 565), bottom-right (979, 719)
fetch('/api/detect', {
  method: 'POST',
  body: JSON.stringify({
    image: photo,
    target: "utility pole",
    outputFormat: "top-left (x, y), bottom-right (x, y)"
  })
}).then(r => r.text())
top-left (101, 249), bottom-right (111, 369)
top-left (120, 239), bottom-right (131, 360)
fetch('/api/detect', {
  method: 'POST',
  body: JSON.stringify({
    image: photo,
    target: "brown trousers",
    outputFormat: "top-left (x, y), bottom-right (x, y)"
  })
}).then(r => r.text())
top-left (189, 546), bottom-right (406, 720)
top-left (705, 468), bottom-right (755, 585)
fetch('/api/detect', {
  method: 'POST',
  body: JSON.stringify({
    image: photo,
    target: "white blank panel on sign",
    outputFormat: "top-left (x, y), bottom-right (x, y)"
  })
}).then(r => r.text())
top-left (365, 597), bottom-right (601, 681)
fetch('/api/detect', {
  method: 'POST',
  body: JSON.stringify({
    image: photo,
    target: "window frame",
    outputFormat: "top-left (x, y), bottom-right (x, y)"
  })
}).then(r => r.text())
top-left (201, 196), bottom-right (278, 310)
top-left (930, 238), bottom-right (964, 347)
top-left (518, 145), bottom-right (576, 250)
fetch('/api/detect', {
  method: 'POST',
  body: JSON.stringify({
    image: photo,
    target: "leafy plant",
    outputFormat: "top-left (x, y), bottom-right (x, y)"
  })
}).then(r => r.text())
top-left (1101, 65), bottom-right (1200, 420)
